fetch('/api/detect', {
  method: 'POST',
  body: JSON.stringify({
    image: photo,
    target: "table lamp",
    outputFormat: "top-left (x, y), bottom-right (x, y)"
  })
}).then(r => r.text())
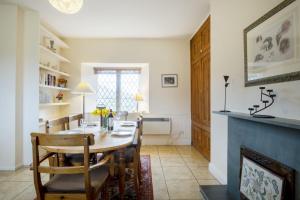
top-left (72, 81), bottom-right (95, 119)
top-left (134, 93), bottom-right (143, 113)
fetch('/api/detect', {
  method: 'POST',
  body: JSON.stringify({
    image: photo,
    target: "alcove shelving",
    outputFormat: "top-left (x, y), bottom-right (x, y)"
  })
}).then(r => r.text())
top-left (39, 24), bottom-right (71, 126)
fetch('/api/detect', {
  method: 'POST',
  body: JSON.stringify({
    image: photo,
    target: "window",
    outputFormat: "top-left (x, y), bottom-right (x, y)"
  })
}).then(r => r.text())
top-left (95, 68), bottom-right (140, 112)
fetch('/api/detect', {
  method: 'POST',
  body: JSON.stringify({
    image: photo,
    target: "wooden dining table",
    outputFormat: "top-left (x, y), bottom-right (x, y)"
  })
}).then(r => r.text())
top-left (42, 121), bottom-right (138, 200)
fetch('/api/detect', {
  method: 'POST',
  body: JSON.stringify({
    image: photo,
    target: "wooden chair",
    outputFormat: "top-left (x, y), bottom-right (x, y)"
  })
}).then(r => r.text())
top-left (69, 114), bottom-right (83, 127)
top-left (113, 117), bottom-right (143, 199)
top-left (31, 133), bottom-right (111, 200)
top-left (45, 117), bottom-right (70, 134)
top-left (67, 113), bottom-right (103, 166)
top-left (44, 117), bottom-right (70, 167)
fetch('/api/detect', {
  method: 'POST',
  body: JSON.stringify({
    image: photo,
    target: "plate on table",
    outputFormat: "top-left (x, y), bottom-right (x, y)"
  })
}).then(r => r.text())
top-left (111, 131), bottom-right (133, 137)
top-left (121, 124), bottom-right (135, 127)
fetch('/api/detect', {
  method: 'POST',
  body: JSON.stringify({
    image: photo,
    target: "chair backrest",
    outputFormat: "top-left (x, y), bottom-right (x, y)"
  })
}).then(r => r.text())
top-left (31, 133), bottom-right (95, 199)
top-left (69, 114), bottom-right (83, 127)
top-left (45, 117), bottom-right (70, 134)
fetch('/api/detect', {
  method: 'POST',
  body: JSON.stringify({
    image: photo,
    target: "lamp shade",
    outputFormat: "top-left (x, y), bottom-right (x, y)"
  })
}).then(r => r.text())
top-left (134, 94), bottom-right (144, 101)
top-left (72, 81), bottom-right (95, 95)
top-left (48, 0), bottom-right (83, 14)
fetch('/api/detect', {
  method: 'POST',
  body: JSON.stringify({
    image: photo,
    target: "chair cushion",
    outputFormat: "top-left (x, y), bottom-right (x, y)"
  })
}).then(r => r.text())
top-left (44, 166), bottom-right (109, 193)
top-left (114, 147), bottom-right (136, 163)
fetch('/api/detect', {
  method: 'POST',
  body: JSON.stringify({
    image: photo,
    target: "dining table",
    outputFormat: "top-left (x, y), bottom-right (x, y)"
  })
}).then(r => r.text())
top-left (42, 121), bottom-right (138, 200)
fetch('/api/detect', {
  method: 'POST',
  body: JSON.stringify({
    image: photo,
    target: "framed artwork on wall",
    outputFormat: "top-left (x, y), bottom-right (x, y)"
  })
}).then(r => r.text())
top-left (244, 0), bottom-right (300, 87)
top-left (161, 74), bottom-right (178, 88)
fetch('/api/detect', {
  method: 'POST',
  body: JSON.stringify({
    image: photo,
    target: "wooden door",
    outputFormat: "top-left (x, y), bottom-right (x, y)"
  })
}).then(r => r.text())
top-left (191, 17), bottom-right (211, 160)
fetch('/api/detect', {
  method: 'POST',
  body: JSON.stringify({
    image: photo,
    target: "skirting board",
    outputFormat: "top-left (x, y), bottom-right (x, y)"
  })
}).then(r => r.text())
top-left (209, 163), bottom-right (227, 185)
top-left (142, 136), bottom-right (191, 145)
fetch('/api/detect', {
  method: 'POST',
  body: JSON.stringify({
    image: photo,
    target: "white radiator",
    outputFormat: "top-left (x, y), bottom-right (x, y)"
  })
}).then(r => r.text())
top-left (143, 117), bottom-right (171, 135)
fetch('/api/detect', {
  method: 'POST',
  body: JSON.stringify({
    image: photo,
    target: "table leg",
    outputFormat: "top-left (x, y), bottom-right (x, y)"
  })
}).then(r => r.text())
top-left (118, 149), bottom-right (126, 200)
top-left (58, 153), bottom-right (65, 166)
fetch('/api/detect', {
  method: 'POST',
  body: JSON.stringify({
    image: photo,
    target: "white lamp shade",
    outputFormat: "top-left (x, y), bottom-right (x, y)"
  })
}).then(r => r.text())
top-left (48, 0), bottom-right (83, 14)
top-left (135, 94), bottom-right (143, 101)
top-left (72, 81), bottom-right (95, 95)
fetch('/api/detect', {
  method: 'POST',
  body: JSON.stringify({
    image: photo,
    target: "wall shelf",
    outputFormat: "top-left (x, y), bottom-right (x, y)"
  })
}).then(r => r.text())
top-left (40, 45), bottom-right (70, 63)
top-left (39, 65), bottom-right (70, 77)
top-left (39, 103), bottom-right (70, 107)
top-left (40, 25), bottom-right (69, 49)
top-left (39, 85), bottom-right (71, 91)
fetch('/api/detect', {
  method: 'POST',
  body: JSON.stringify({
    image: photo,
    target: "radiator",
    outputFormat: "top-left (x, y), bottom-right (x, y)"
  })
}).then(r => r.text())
top-left (143, 117), bottom-right (171, 135)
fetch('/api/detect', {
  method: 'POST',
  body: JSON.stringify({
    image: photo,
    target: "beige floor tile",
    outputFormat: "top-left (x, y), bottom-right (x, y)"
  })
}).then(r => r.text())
top-left (150, 155), bottom-right (162, 167)
top-left (153, 179), bottom-right (170, 200)
top-left (160, 157), bottom-right (186, 167)
top-left (166, 179), bottom-right (203, 200)
top-left (183, 157), bottom-right (209, 167)
top-left (157, 145), bottom-right (177, 151)
top-left (162, 166), bottom-right (194, 180)
top-left (0, 171), bottom-right (14, 182)
top-left (0, 181), bottom-right (31, 200)
top-left (159, 154), bottom-right (182, 159)
top-left (179, 150), bottom-right (204, 157)
top-left (141, 149), bottom-right (159, 156)
top-left (189, 166), bottom-right (216, 180)
top-left (152, 166), bottom-right (165, 181)
top-left (159, 151), bottom-right (181, 157)
top-left (197, 179), bottom-right (220, 186)
top-left (14, 184), bottom-right (36, 200)
top-left (8, 167), bottom-right (33, 182)
top-left (141, 145), bottom-right (158, 151)
top-left (175, 145), bottom-right (194, 151)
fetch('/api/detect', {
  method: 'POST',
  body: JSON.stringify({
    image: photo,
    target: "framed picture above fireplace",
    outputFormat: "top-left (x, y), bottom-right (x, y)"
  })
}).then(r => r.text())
top-left (244, 0), bottom-right (300, 87)
top-left (239, 147), bottom-right (295, 200)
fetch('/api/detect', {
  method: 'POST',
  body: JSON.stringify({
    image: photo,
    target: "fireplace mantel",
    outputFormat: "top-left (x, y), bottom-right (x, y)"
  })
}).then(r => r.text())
top-left (213, 111), bottom-right (300, 130)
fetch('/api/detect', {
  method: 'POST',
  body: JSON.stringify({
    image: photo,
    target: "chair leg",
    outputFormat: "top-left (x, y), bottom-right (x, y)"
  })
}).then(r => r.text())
top-left (133, 164), bottom-right (140, 200)
top-left (102, 182), bottom-right (109, 200)
top-left (138, 158), bottom-right (142, 184)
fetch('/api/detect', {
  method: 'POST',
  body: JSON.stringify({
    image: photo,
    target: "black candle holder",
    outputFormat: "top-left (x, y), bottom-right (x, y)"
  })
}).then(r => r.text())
top-left (220, 75), bottom-right (231, 112)
top-left (248, 86), bottom-right (276, 118)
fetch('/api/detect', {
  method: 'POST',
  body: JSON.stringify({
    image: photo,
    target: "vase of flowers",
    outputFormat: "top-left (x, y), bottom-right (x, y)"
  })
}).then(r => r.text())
top-left (91, 108), bottom-right (111, 128)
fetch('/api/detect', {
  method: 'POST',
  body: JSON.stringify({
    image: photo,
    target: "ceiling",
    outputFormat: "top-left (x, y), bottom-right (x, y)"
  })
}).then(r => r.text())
top-left (9, 0), bottom-right (210, 38)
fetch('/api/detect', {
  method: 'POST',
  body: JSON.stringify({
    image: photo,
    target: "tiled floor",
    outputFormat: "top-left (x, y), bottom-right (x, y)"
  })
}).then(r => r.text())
top-left (0, 145), bottom-right (219, 200)
top-left (141, 145), bottom-right (220, 200)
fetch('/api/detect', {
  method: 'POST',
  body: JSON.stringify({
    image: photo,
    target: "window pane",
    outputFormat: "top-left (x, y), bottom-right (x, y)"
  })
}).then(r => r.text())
top-left (96, 73), bottom-right (117, 110)
top-left (120, 73), bottom-right (140, 112)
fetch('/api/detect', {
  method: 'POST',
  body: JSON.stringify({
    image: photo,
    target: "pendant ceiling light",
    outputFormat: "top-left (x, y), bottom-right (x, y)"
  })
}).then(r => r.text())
top-left (48, 0), bottom-right (84, 14)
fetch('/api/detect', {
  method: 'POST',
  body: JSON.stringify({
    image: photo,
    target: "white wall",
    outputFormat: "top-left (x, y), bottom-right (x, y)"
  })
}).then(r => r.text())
top-left (0, 4), bottom-right (18, 170)
top-left (63, 38), bottom-right (191, 145)
top-left (21, 10), bottom-right (39, 165)
top-left (0, 4), bottom-right (39, 170)
top-left (210, 0), bottom-right (300, 184)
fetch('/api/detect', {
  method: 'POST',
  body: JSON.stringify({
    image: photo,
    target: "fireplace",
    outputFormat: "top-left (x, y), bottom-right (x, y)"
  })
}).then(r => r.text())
top-left (201, 112), bottom-right (300, 200)
top-left (240, 147), bottom-right (295, 200)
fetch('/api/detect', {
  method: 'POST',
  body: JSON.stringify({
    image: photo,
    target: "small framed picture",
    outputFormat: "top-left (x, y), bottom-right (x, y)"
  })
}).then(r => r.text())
top-left (161, 74), bottom-right (178, 88)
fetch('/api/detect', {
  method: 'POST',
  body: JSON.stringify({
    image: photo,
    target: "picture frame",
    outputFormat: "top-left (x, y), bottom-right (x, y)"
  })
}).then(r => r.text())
top-left (161, 74), bottom-right (178, 88)
top-left (239, 147), bottom-right (295, 200)
top-left (244, 0), bottom-right (300, 87)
